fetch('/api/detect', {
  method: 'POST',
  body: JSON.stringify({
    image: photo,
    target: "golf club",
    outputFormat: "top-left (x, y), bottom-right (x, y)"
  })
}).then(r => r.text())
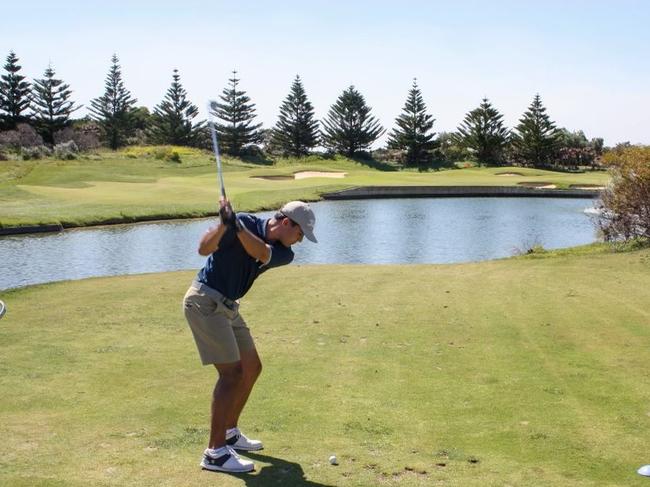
top-left (0, 300), bottom-right (6, 319)
top-left (207, 100), bottom-right (226, 200)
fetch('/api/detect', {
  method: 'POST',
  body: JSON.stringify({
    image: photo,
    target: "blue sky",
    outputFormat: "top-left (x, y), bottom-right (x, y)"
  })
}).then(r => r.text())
top-left (2, 0), bottom-right (649, 146)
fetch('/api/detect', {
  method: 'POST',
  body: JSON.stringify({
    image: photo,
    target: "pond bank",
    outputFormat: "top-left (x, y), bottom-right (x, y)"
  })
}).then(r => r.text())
top-left (0, 186), bottom-right (600, 236)
top-left (0, 198), bottom-right (598, 290)
top-left (323, 185), bottom-right (600, 200)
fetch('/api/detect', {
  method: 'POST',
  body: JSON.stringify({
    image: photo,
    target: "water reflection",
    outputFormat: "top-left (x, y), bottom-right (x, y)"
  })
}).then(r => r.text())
top-left (0, 198), bottom-right (596, 290)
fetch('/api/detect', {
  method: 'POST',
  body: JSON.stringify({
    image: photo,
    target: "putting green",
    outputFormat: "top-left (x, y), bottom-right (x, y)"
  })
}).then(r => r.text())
top-left (1, 243), bottom-right (649, 486)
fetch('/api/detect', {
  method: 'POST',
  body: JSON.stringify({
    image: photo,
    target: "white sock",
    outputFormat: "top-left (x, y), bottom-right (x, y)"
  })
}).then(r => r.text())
top-left (226, 427), bottom-right (239, 437)
top-left (206, 446), bottom-right (229, 457)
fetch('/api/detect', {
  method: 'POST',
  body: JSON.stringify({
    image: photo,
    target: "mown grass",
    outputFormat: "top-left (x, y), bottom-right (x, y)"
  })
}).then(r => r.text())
top-left (1, 244), bottom-right (649, 486)
top-left (0, 148), bottom-right (609, 228)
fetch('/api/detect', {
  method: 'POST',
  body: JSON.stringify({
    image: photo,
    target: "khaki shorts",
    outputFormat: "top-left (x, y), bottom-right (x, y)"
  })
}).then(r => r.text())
top-left (183, 283), bottom-right (255, 365)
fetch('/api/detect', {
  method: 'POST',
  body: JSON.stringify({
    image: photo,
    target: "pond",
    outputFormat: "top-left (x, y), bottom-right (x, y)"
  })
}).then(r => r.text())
top-left (0, 197), bottom-right (598, 290)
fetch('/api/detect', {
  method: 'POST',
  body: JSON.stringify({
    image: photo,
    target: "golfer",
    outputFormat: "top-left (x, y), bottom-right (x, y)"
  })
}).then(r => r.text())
top-left (183, 198), bottom-right (317, 473)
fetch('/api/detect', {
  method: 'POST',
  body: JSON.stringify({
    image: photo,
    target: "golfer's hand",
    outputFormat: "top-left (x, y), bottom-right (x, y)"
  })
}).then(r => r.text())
top-left (219, 198), bottom-right (233, 224)
top-left (219, 199), bottom-right (239, 230)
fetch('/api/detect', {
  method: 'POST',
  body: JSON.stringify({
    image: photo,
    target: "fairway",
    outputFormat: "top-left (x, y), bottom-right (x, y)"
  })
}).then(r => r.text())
top-left (1, 245), bottom-right (649, 486)
top-left (0, 151), bottom-right (609, 229)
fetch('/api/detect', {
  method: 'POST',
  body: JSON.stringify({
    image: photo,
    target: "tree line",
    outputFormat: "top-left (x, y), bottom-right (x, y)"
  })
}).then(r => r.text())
top-left (0, 51), bottom-right (605, 169)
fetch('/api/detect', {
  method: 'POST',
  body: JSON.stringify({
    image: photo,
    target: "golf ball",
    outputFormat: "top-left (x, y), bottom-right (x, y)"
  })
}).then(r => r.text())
top-left (329, 455), bottom-right (338, 465)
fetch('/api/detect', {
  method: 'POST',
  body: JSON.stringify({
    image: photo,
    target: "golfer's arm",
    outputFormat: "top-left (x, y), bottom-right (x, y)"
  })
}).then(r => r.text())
top-left (198, 222), bottom-right (228, 256)
top-left (236, 227), bottom-right (271, 263)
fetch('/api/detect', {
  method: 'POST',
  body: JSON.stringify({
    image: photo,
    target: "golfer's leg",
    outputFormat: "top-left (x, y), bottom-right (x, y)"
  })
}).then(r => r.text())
top-left (209, 361), bottom-right (243, 449)
top-left (227, 347), bottom-right (262, 429)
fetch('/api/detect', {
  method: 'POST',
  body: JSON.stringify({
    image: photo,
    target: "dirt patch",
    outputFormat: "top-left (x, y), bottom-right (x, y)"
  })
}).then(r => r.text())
top-left (250, 175), bottom-right (293, 181)
top-left (377, 467), bottom-right (429, 484)
top-left (569, 184), bottom-right (605, 190)
top-left (517, 182), bottom-right (557, 189)
top-left (294, 171), bottom-right (347, 179)
top-left (496, 172), bottom-right (524, 176)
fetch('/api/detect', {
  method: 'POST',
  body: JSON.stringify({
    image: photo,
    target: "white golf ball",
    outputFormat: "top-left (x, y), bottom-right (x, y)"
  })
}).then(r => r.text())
top-left (329, 455), bottom-right (338, 465)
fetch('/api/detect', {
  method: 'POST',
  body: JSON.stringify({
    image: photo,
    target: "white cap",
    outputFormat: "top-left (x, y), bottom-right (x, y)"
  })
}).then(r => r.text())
top-left (280, 201), bottom-right (317, 243)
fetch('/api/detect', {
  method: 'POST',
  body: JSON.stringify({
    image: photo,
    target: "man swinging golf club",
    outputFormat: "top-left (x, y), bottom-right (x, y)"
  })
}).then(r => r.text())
top-left (183, 198), bottom-right (317, 473)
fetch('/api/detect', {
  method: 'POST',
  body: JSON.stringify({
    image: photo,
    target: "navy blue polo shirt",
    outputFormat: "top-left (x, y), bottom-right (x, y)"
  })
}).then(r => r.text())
top-left (196, 213), bottom-right (294, 300)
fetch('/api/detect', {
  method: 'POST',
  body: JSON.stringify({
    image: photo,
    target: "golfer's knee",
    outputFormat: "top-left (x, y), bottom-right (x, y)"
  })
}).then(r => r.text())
top-left (255, 360), bottom-right (262, 378)
top-left (217, 362), bottom-right (244, 386)
top-left (246, 359), bottom-right (262, 382)
top-left (239, 350), bottom-right (262, 382)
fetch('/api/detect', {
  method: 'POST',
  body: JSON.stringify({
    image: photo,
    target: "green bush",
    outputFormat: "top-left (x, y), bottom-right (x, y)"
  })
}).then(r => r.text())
top-left (21, 145), bottom-right (51, 160)
top-left (152, 146), bottom-right (182, 163)
top-left (598, 145), bottom-right (650, 240)
top-left (121, 145), bottom-right (201, 160)
top-left (53, 141), bottom-right (79, 160)
top-left (168, 150), bottom-right (181, 163)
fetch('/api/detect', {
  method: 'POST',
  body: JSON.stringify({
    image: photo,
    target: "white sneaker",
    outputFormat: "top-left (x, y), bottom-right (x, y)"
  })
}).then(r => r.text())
top-left (226, 427), bottom-right (264, 451)
top-left (201, 446), bottom-right (254, 473)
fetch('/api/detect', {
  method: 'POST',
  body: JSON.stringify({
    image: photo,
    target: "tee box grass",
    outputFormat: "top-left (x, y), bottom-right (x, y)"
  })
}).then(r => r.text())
top-left (1, 244), bottom-right (649, 486)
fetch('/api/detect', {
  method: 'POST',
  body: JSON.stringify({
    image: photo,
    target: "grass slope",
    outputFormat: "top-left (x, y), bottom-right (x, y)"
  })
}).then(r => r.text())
top-left (1, 246), bottom-right (649, 486)
top-left (0, 149), bottom-right (609, 228)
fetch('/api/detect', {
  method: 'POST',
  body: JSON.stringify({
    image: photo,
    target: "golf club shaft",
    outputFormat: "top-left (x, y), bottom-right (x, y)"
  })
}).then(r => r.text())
top-left (207, 102), bottom-right (226, 199)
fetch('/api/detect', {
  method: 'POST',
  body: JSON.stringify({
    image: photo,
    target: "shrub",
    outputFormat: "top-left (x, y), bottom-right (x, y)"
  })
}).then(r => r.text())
top-left (437, 131), bottom-right (470, 163)
top-left (125, 128), bottom-right (149, 147)
top-left (556, 146), bottom-right (597, 170)
top-left (53, 140), bottom-right (79, 160)
top-left (239, 144), bottom-right (264, 158)
top-left (151, 147), bottom-right (165, 159)
top-left (0, 129), bottom-right (20, 149)
top-left (597, 146), bottom-right (650, 240)
top-left (152, 146), bottom-right (182, 163)
top-left (372, 148), bottom-right (403, 164)
top-left (0, 124), bottom-right (44, 150)
top-left (121, 145), bottom-right (204, 161)
top-left (167, 150), bottom-right (181, 163)
top-left (53, 123), bottom-right (101, 152)
top-left (259, 128), bottom-right (281, 156)
top-left (21, 145), bottom-right (52, 160)
top-left (17, 124), bottom-right (44, 148)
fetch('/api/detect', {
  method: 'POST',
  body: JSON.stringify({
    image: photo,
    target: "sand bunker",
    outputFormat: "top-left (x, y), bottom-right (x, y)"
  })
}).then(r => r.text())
top-left (294, 171), bottom-right (347, 179)
top-left (250, 175), bottom-right (294, 181)
top-left (569, 184), bottom-right (606, 190)
top-left (517, 182), bottom-right (557, 189)
top-left (251, 171), bottom-right (347, 181)
top-left (495, 172), bottom-right (524, 176)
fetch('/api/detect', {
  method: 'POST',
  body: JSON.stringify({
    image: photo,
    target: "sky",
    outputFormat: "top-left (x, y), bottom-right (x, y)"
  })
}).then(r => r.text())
top-left (2, 0), bottom-right (649, 147)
